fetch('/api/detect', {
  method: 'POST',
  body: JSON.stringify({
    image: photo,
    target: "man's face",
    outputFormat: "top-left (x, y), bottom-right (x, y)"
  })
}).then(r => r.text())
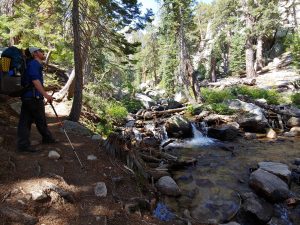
top-left (34, 50), bottom-right (46, 60)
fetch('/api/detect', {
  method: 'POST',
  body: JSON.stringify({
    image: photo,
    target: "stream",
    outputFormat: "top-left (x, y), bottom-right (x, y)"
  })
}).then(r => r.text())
top-left (158, 126), bottom-right (300, 224)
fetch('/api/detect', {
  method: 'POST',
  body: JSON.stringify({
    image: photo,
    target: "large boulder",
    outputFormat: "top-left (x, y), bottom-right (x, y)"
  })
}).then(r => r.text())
top-left (165, 115), bottom-right (193, 139)
top-left (156, 176), bottom-right (181, 196)
top-left (287, 117), bottom-right (300, 127)
top-left (249, 169), bottom-right (290, 203)
top-left (258, 162), bottom-right (291, 184)
top-left (135, 93), bottom-right (156, 109)
top-left (238, 192), bottom-right (273, 225)
top-left (207, 125), bottom-right (239, 141)
top-left (228, 100), bottom-right (268, 133)
top-left (63, 120), bottom-right (93, 136)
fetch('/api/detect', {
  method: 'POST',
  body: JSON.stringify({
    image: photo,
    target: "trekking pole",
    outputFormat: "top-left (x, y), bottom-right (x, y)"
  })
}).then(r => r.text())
top-left (49, 102), bottom-right (85, 169)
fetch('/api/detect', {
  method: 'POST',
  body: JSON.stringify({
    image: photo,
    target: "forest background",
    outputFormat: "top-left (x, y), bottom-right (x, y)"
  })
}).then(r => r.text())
top-left (0, 0), bottom-right (299, 136)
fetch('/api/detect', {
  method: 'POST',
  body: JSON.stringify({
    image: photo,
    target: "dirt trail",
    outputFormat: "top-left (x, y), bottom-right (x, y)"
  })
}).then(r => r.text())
top-left (0, 98), bottom-right (170, 225)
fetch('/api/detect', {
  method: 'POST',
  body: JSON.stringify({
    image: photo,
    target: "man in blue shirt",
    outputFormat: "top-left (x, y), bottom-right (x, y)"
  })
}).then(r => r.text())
top-left (17, 47), bottom-right (56, 152)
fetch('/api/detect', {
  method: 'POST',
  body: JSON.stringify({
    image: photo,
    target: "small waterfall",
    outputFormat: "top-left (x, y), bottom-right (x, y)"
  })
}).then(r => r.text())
top-left (133, 128), bottom-right (142, 142)
top-left (162, 125), bottom-right (168, 140)
top-left (185, 123), bottom-right (214, 147)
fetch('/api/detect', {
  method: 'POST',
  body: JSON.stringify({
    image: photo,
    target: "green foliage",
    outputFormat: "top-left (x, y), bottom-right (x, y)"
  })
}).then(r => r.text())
top-left (121, 96), bottom-right (143, 113)
top-left (291, 93), bottom-right (300, 107)
top-left (201, 88), bottom-right (234, 104)
top-left (232, 86), bottom-right (281, 105)
top-left (186, 104), bottom-right (202, 116)
top-left (285, 32), bottom-right (300, 69)
top-left (229, 34), bottom-right (246, 74)
top-left (106, 102), bottom-right (128, 125)
top-left (208, 103), bottom-right (236, 115)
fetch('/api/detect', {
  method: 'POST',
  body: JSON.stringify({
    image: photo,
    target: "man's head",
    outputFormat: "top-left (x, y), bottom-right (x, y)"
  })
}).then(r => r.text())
top-left (29, 47), bottom-right (45, 61)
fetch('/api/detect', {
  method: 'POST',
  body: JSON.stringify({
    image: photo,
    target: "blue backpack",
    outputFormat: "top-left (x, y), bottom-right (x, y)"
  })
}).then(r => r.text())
top-left (0, 46), bottom-right (30, 97)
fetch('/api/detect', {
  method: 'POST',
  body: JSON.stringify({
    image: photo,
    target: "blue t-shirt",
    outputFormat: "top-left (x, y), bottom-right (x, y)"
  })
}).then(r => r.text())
top-left (22, 59), bottom-right (44, 98)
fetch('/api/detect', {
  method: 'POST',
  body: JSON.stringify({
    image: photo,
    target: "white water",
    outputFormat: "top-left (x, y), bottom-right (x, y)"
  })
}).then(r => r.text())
top-left (162, 123), bottom-right (214, 149)
top-left (185, 123), bottom-right (214, 147)
top-left (133, 128), bottom-right (142, 142)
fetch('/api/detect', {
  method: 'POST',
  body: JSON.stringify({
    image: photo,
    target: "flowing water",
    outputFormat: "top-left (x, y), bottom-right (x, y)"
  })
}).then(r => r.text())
top-left (161, 127), bottom-right (300, 224)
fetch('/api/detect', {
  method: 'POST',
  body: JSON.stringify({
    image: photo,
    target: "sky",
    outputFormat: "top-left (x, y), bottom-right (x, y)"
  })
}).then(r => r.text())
top-left (139, 0), bottom-right (213, 14)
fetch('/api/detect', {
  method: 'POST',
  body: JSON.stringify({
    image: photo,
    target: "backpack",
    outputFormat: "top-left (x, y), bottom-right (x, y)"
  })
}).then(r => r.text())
top-left (0, 46), bottom-right (31, 97)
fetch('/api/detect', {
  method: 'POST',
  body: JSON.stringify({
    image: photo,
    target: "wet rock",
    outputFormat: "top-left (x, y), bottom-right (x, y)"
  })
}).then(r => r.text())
top-left (94, 182), bottom-right (107, 197)
top-left (238, 192), bottom-right (273, 225)
top-left (165, 115), bottom-right (193, 139)
top-left (0, 136), bottom-right (3, 145)
top-left (143, 111), bottom-right (153, 120)
top-left (266, 128), bottom-right (277, 139)
top-left (290, 127), bottom-right (300, 136)
top-left (207, 125), bottom-right (239, 141)
top-left (63, 120), bottom-right (92, 136)
top-left (294, 158), bottom-right (300, 166)
top-left (125, 120), bottom-right (135, 128)
top-left (156, 176), bottom-right (181, 196)
top-left (249, 169), bottom-right (290, 202)
top-left (91, 134), bottom-right (102, 140)
top-left (48, 151), bottom-right (60, 160)
top-left (0, 206), bottom-right (38, 225)
top-left (135, 93), bottom-right (155, 109)
top-left (87, 155), bottom-right (97, 161)
top-left (140, 136), bottom-right (160, 147)
top-left (191, 199), bottom-right (239, 224)
top-left (258, 162), bottom-right (291, 184)
top-left (267, 204), bottom-right (293, 225)
top-left (287, 117), bottom-right (300, 128)
top-left (283, 131), bottom-right (296, 137)
top-left (244, 132), bottom-right (257, 139)
top-left (165, 99), bottom-right (183, 110)
top-left (220, 222), bottom-right (241, 225)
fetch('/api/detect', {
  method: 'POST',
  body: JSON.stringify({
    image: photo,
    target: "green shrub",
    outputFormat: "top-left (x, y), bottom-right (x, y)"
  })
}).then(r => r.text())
top-left (105, 102), bottom-right (128, 124)
top-left (203, 103), bottom-right (235, 115)
top-left (121, 96), bottom-right (143, 113)
top-left (285, 32), bottom-right (300, 69)
top-left (201, 88), bottom-right (234, 104)
top-left (186, 104), bottom-right (202, 115)
top-left (232, 86), bottom-right (281, 105)
top-left (291, 93), bottom-right (300, 107)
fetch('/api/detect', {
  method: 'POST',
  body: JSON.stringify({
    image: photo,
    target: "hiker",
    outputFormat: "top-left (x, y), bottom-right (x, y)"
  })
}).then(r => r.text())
top-left (17, 47), bottom-right (56, 152)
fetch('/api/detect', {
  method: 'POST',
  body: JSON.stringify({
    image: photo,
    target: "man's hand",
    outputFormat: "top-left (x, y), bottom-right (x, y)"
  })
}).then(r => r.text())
top-left (45, 94), bottom-right (54, 103)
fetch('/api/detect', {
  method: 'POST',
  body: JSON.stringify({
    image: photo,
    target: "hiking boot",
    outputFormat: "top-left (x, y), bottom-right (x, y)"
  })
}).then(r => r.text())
top-left (17, 146), bottom-right (38, 153)
top-left (42, 138), bottom-right (58, 144)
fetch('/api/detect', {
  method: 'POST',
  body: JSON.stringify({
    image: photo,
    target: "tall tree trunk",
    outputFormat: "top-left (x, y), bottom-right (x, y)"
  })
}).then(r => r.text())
top-left (255, 36), bottom-right (264, 71)
top-left (69, 0), bottom-right (83, 122)
top-left (243, 0), bottom-right (257, 77)
top-left (178, 6), bottom-right (201, 102)
top-left (210, 55), bottom-right (217, 82)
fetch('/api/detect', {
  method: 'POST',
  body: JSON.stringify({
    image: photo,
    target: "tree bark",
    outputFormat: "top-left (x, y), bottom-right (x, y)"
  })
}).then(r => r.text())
top-left (243, 0), bottom-right (257, 77)
top-left (210, 55), bottom-right (217, 82)
top-left (69, 0), bottom-right (83, 122)
top-left (255, 36), bottom-right (264, 71)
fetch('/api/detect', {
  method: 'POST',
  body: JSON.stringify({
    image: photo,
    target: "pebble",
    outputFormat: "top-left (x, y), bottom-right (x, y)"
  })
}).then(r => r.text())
top-left (94, 182), bottom-right (107, 197)
top-left (48, 151), bottom-right (60, 160)
top-left (87, 155), bottom-right (97, 161)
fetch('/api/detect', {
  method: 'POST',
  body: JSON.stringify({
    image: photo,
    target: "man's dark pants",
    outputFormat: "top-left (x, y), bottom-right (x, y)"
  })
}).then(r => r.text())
top-left (17, 98), bottom-right (53, 150)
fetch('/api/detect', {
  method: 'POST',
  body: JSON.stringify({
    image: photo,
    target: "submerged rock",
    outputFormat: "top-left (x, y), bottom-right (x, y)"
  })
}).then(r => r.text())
top-left (94, 182), bottom-right (107, 197)
top-left (156, 176), bottom-right (181, 196)
top-left (258, 162), bottom-right (291, 184)
top-left (165, 115), bottom-right (193, 139)
top-left (249, 169), bottom-right (290, 202)
top-left (238, 192), bottom-right (273, 225)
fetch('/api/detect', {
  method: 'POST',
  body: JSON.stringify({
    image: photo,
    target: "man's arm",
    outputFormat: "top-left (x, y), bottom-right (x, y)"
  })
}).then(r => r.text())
top-left (32, 80), bottom-right (53, 103)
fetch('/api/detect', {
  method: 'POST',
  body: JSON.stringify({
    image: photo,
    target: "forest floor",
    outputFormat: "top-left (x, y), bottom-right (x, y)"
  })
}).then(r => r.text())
top-left (0, 97), bottom-right (174, 225)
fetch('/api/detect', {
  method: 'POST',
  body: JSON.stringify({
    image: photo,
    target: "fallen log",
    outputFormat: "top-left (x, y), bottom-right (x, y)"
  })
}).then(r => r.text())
top-left (238, 95), bottom-right (300, 117)
top-left (202, 78), bottom-right (256, 89)
top-left (135, 107), bottom-right (187, 119)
